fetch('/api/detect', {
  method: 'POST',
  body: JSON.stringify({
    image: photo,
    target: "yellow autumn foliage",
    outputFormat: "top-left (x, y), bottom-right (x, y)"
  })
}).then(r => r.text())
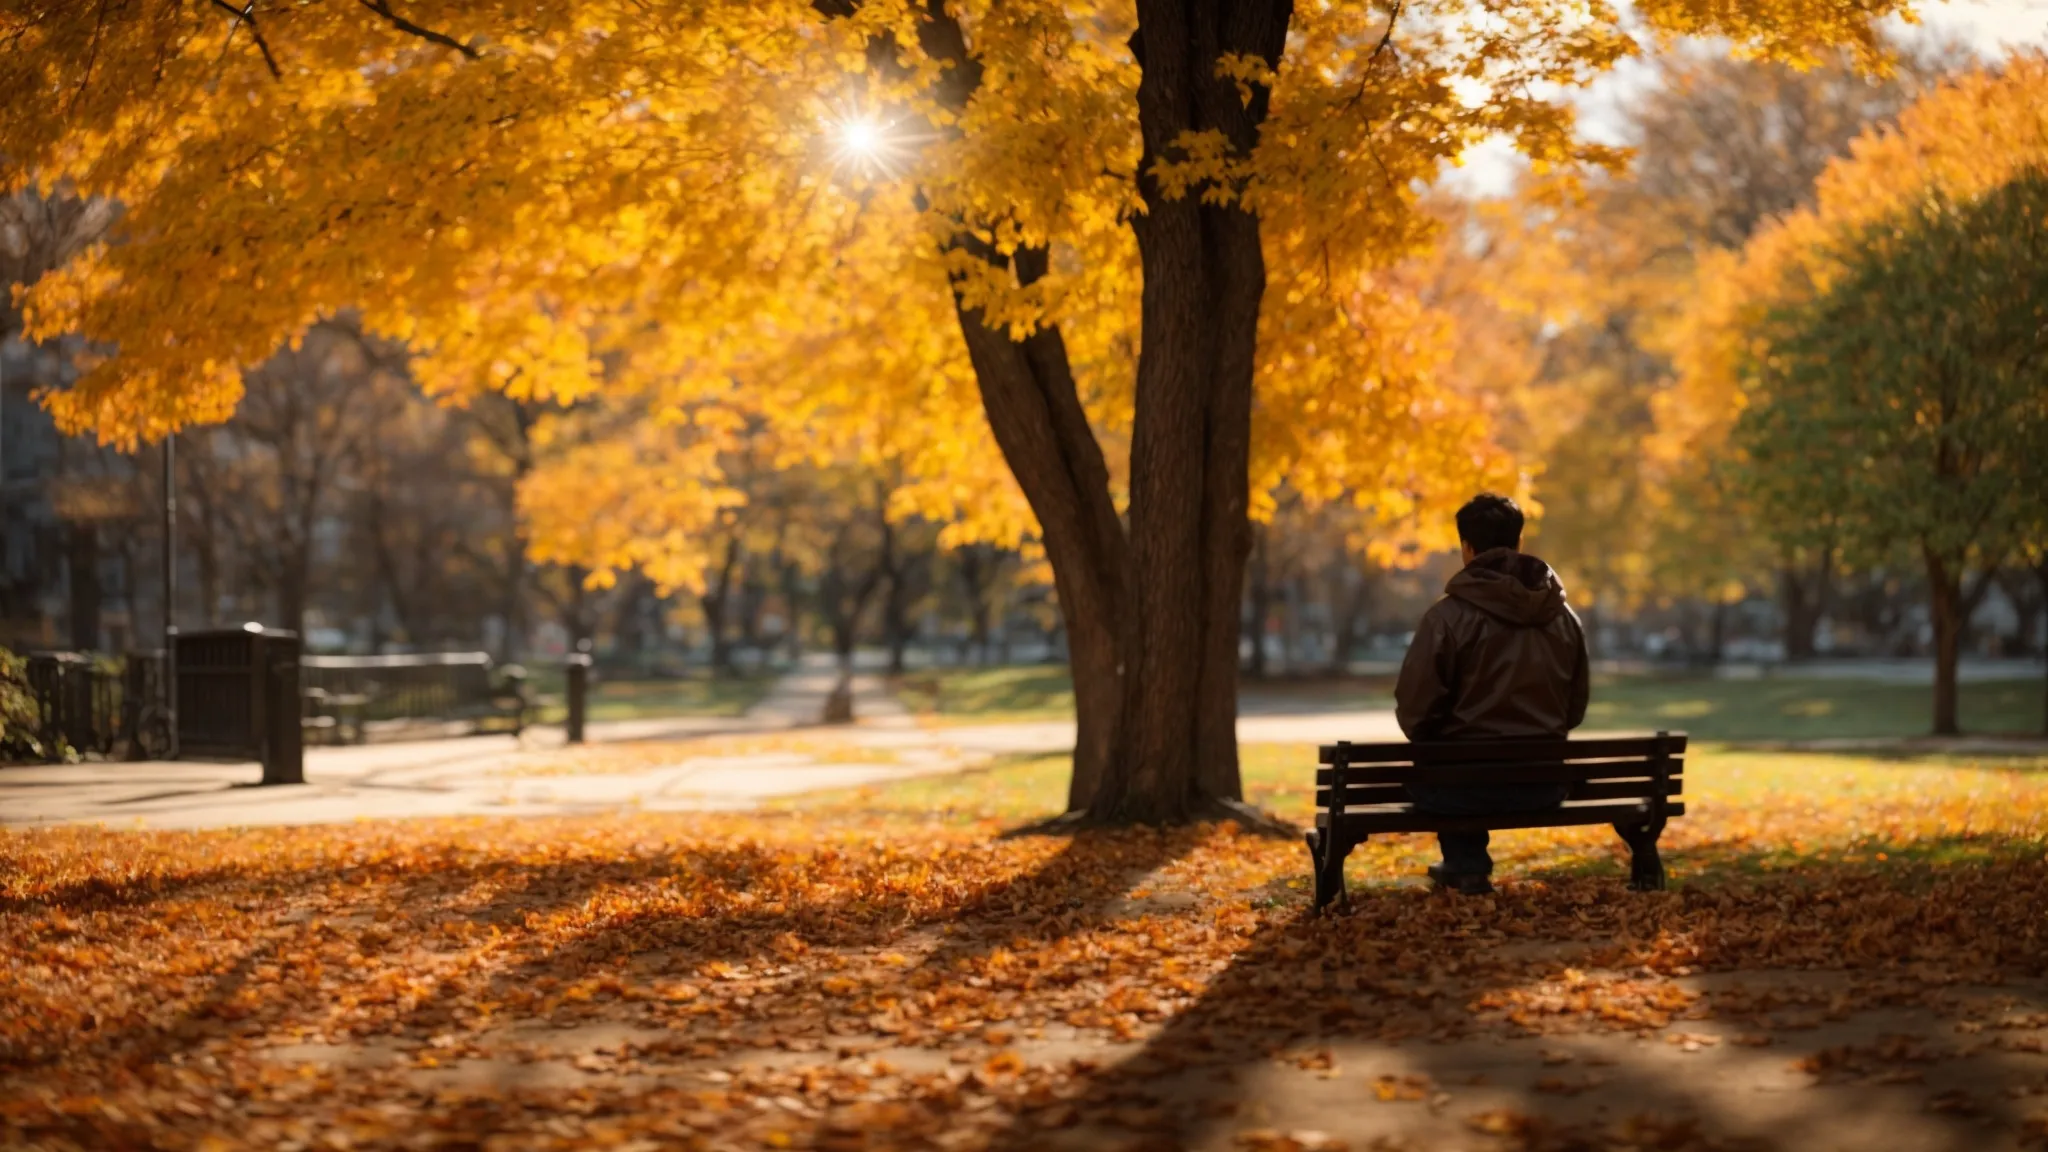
top-left (1660, 52), bottom-right (2048, 478)
top-left (2, 0), bottom-right (1918, 591)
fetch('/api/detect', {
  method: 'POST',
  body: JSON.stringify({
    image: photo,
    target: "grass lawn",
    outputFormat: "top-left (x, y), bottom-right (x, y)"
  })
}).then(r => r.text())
top-left (888, 665), bottom-right (1076, 724)
top-left (893, 664), bottom-right (2047, 740)
top-left (788, 743), bottom-right (2048, 879)
top-left (522, 671), bottom-right (775, 724)
top-left (1583, 672), bottom-right (2045, 741)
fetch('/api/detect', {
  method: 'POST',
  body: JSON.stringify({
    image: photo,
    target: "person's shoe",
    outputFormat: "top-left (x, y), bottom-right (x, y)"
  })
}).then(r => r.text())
top-left (1426, 864), bottom-right (1495, 896)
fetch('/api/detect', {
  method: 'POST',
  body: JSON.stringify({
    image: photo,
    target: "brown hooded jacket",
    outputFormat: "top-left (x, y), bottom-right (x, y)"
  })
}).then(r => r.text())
top-left (1394, 548), bottom-right (1591, 741)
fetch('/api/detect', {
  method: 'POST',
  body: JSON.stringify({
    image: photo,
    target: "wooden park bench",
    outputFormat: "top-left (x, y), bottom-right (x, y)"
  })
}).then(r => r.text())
top-left (300, 687), bottom-right (370, 745)
top-left (446, 660), bottom-right (527, 737)
top-left (1306, 732), bottom-right (1686, 911)
top-left (300, 653), bottom-right (527, 745)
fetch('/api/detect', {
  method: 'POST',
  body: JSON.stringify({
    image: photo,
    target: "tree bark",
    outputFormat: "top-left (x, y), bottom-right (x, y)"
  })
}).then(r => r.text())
top-left (1780, 547), bottom-right (1832, 661)
top-left (946, 254), bottom-right (1127, 813)
top-left (857, 0), bottom-right (1292, 822)
top-left (777, 555), bottom-right (805, 666)
top-left (1926, 558), bottom-right (1961, 735)
top-left (820, 520), bottom-right (884, 672)
top-left (877, 512), bottom-right (929, 676)
top-left (700, 536), bottom-right (742, 677)
top-left (1923, 548), bottom-right (1999, 736)
top-left (1086, 1), bottom-right (1290, 823)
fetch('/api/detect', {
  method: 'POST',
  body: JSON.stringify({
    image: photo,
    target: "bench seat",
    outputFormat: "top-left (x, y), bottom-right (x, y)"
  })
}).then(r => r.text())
top-left (1307, 731), bottom-right (1686, 910)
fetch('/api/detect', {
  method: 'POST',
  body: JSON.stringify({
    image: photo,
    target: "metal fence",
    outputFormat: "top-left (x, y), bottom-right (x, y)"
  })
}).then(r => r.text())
top-left (11, 639), bottom-right (533, 768)
top-left (19, 650), bottom-right (170, 761)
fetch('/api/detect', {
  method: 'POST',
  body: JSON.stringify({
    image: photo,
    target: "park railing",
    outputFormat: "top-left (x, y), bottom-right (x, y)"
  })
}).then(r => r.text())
top-left (14, 650), bottom-right (171, 763)
top-left (11, 637), bottom-right (560, 769)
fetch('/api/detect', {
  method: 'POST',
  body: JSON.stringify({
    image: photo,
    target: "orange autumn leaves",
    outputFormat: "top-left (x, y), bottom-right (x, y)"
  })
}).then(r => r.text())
top-left (6, 767), bottom-right (2048, 1150)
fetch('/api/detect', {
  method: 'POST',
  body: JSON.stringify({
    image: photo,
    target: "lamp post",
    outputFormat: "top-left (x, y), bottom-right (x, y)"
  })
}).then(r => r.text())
top-left (161, 431), bottom-right (178, 759)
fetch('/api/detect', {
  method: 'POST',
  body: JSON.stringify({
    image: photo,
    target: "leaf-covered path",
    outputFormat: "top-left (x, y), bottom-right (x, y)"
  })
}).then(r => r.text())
top-left (5, 748), bottom-right (2047, 1151)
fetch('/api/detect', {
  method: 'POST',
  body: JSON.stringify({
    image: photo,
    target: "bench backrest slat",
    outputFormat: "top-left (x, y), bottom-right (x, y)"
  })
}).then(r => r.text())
top-left (1315, 756), bottom-right (1685, 788)
top-left (1318, 770), bottom-right (1687, 799)
top-left (1317, 734), bottom-right (1688, 766)
top-left (1315, 774), bottom-right (1682, 809)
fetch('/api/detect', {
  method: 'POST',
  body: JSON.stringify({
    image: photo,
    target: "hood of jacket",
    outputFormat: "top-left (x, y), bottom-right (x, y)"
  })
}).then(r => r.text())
top-left (1445, 548), bottom-right (1568, 628)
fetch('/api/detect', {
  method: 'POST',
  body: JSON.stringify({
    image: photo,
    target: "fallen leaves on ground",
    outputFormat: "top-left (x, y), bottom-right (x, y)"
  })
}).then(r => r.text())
top-left (5, 751), bottom-right (2048, 1150)
top-left (494, 734), bottom-right (915, 778)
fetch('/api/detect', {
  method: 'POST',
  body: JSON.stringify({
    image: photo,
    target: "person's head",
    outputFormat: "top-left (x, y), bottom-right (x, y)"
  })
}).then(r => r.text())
top-left (1455, 493), bottom-right (1524, 564)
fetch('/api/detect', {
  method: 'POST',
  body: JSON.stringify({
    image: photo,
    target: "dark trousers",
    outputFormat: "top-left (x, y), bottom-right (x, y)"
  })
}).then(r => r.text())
top-left (1404, 782), bottom-right (1571, 878)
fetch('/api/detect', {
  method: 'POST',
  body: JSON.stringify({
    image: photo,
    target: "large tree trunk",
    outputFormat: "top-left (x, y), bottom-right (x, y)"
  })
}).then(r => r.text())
top-left (1091, 1), bottom-right (1289, 823)
top-left (911, 0), bottom-right (1291, 822)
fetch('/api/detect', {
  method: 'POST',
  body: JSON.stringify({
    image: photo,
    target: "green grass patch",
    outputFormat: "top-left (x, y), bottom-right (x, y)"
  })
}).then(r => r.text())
top-left (888, 666), bottom-right (1077, 724)
top-left (1582, 673), bottom-right (2044, 740)
top-left (889, 664), bottom-right (2045, 740)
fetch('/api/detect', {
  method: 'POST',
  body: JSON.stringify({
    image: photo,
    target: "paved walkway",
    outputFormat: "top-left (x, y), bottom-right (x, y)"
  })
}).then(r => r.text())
top-left (0, 666), bottom-right (1409, 831)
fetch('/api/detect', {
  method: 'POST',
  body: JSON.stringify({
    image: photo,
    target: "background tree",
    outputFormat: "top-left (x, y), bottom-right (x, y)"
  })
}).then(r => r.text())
top-left (1674, 54), bottom-right (2048, 730)
top-left (1474, 47), bottom-right (1956, 653)
top-left (345, 394), bottom-right (513, 651)
top-left (1733, 169), bottom-right (2048, 733)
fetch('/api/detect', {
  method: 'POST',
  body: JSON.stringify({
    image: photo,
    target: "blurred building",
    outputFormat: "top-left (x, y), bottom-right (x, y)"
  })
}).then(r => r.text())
top-left (1, 335), bottom-right (159, 654)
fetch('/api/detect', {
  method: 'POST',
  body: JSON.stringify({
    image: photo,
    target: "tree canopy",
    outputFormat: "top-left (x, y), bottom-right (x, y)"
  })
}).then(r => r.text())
top-left (5, 0), bottom-right (1920, 819)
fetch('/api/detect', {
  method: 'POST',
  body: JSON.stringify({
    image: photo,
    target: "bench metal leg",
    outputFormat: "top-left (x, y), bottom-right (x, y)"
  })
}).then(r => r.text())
top-left (1306, 829), bottom-right (1354, 912)
top-left (1614, 819), bottom-right (1667, 892)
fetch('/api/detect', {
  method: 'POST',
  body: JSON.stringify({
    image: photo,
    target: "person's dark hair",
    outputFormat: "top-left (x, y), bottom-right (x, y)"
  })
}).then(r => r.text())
top-left (1456, 493), bottom-right (1524, 554)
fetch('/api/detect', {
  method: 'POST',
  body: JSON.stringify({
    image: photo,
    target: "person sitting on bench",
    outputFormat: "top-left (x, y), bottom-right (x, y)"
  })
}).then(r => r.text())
top-left (1393, 493), bottom-right (1591, 895)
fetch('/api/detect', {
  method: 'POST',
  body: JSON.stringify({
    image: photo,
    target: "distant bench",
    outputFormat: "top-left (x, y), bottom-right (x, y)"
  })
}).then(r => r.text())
top-left (301, 653), bottom-right (527, 745)
top-left (1306, 732), bottom-right (1687, 911)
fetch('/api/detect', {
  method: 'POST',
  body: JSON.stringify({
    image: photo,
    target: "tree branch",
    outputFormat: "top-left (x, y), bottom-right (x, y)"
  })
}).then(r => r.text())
top-left (210, 0), bottom-right (282, 79)
top-left (357, 0), bottom-right (480, 59)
